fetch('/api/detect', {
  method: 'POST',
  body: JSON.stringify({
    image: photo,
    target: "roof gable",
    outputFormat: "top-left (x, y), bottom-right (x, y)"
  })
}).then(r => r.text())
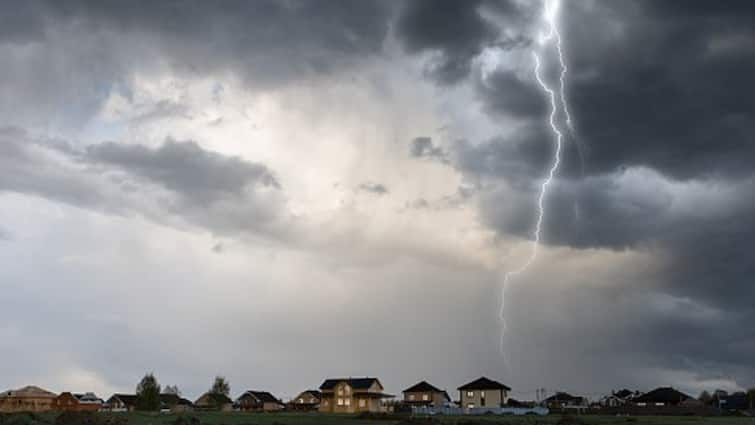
top-left (458, 377), bottom-right (511, 391)
top-left (403, 381), bottom-right (443, 393)
top-left (634, 387), bottom-right (691, 404)
top-left (320, 378), bottom-right (381, 391)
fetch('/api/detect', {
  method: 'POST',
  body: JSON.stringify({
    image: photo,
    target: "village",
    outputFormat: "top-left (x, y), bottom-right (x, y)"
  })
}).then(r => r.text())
top-left (2, 375), bottom-right (754, 419)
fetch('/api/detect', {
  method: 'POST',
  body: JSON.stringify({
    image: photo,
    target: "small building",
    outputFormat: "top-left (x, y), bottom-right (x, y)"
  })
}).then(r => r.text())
top-left (543, 392), bottom-right (588, 410)
top-left (160, 394), bottom-right (194, 412)
top-left (458, 377), bottom-right (511, 411)
top-left (194, 392), bottom-right (233, 411)
top-left (600, 389), bottom-right (639, 407)
top-left (52, 392), bottom-right (102, 412)
top-left (104, 394), bottom-right (137, 412)
top-left (288, 390), bottom-right (321, 411)
top-left (0, 386), bottom-right (58, 413)
top-left (402, 381), bottom-right (450, 408)
top-left (236, 390), bottom-right (284, 412)
top-left (318, 377), bottom-right (393, 413)
top-left (633, 387), bottom-right (691, 407)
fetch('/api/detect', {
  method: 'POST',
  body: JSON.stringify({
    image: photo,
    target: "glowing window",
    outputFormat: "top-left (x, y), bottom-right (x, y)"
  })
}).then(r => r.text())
top-left (359, 399), bottom-right (366, 407)
top-left (467, 391), bottom-right (474, 397)
top-left (408, 394), bottom-right (415, 401)
top-left (422, 394), bottom-right (429, 401)
top-left (337, 398), bottom-right (344, 406)
top-left (344, 399), bottom-right (351, 406)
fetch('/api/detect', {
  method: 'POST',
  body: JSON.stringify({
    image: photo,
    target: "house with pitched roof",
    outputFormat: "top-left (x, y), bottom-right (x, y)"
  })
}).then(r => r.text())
top-left (104, 394), bottom-right (137, 412)
top-left (633, 387), bottom-right (692, 407)
top-left (318, 377), bottom-right (393, 413)
top-left (543, 392), bottom-right (588, 410)
top-left (457, 377), bottom-right (511, 411)
top-left (52, 392), bottom-right (103, 412)
top-left (402, 381), bottom-right (450, 407)
top-left (194, 392), bottom-right (233, 411)
top-left (0, 386), bottom-right (57, 412)
top-left (236, 390), bottom-right (284, 412)
top-left (289, 390), bottom-right (321, 411)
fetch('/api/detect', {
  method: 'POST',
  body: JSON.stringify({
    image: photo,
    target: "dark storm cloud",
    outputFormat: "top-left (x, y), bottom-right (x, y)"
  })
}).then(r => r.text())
top-left (395, 0), bottom-right (498, 84)
top-left (0, 128), bottom-right (287, 236)
top-left (438, 0), bottom-right (755, 383)
top-left (563, 0), bottom-right (755, 180)
top-left (0, 0), bottom-right (394, 128)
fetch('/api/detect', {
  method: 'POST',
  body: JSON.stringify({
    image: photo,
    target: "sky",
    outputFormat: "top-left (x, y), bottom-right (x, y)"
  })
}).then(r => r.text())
top-left (1, 0), bottom-right (754, 403)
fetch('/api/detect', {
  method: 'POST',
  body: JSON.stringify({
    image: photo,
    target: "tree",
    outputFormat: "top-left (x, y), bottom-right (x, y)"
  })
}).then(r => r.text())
top-left (164, 385), bottom-right (181, 396)
top-left (698, 390), bottom-right (712, 405)
top-left (208, 376), bottom-right (230, 408)
top-left (136, 372), bottom-right (161, 411)
top-left (210, 376), bottom-right (230, 397)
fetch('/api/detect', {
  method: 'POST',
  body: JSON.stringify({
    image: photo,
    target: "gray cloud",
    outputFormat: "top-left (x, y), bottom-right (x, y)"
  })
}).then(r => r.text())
top-left (358, 182), bottom-right (389, 196)
top-left (0, 128), bottom-right (288, 237)
top-left (410, 137), bottom-right (448, 163)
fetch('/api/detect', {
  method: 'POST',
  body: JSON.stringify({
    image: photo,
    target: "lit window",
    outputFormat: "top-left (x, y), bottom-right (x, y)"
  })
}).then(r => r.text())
top-left (344, 399), bottom-right (351, 406)
top-left (422, 394), bottom-right (429, 401)
top-left (299, 398), bottom-right (304, 403)
top-left (408, 394), bottom-right (415, 401)
top-left (359, 399), bottom-right (366, 407)
top-left (337, 398), bottom-right (344, 406)
top-left (467, 391), bottom-right (474, 397)
top-left (344, 387), bottom-right (351, 395)
top-left (467, 404), bottom-right (475, 409)
top-left (338, 389), bottom-right (343, 396)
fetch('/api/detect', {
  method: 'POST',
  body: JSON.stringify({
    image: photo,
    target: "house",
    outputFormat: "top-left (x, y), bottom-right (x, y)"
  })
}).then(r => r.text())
top-left (402, 381), bottom-right (450, 407)
top-left (600, 389), bottom-right (639, 407)
top-left (288, 390), bottom-right (321, 411)
top-left (457, 377), bottom-right (511, 411)
top-left (717, 392), bottom-right (750, 412)
top-left (318, 377), bottom-right (393, 413)
top-left (0, 386), bottom-right (58, 412)
top-left (543, 392), bottom-right (588, 409)
top-left (160, 393), bottom-right (194, 412)
top-left (236, 390), bottom-right (284, 412)
top-left (52, 392), bottom-right (102, 412)
top-left (194, 392), bottom-right (233, 411)
top-left (104, 394), bottom-right (137, 412)
top-left (633, 387), bottom-right (692, 407)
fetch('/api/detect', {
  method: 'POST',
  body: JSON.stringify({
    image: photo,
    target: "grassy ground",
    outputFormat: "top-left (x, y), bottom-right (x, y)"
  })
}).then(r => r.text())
top-left (5, 412), bottom-right (755, 425)
top-left (103, 412), bottom-right (755, 425)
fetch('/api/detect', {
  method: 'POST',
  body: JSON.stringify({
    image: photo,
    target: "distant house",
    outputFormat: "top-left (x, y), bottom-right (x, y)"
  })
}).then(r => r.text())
top-left (600, 389), bottom-right (639, 407)
top-left (0, 386), bottom-right (57, 413)
top-left (457, 377), bottom-right (511, 411)
top-left (160, 393), bottom-right (194, 413)
top-left (194, 392), bottom-right (233, 411)
top-left (236, 390), bottom-right (284, 412)
top-left (717, 392), bottom-right (750, 412)
top-left (104, 394), bottom-right (137, 412)
top-left (402, 381), bottom-right (450, 408)
top-left (52, 392), bottom-right (102, 412)
top-left (288, 390), bottom-right (321, 411)
top-left (633, 387), bottom-right (692, 407)
top-left (543, 392), bottom-right (588, 409)
top-left (318, 377), bottom-right (393, 413)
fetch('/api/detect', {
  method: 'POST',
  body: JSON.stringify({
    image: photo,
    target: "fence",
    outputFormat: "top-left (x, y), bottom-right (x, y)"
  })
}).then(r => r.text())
top-left (412, 406), bottom-right (549, 416)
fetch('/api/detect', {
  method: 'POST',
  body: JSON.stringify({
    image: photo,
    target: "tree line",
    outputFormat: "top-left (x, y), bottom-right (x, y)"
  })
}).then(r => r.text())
top-left (134, 373), bottom-right (230, 411)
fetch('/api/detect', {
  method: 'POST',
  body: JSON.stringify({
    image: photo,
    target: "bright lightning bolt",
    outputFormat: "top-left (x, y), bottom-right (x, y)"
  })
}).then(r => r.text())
top-left (499, 0), bottom-right (570, 359)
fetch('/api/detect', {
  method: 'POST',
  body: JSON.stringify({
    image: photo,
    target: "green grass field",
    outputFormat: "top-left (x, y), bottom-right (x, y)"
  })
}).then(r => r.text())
top-left (6, 412), bottom-right (755, 425)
